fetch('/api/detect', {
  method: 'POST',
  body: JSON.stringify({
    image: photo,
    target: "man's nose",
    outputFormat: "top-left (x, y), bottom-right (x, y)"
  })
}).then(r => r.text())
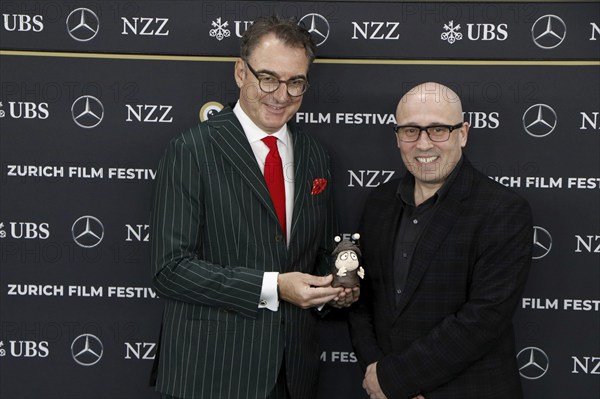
top-left (415, 130), bottom-right (434, 149)
top-left (271, 82), bottom-right (290, 101)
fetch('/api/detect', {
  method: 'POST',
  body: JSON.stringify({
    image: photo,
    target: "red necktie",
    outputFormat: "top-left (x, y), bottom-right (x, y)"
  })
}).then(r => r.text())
top-left (262, 136), bottom-right (286, 239)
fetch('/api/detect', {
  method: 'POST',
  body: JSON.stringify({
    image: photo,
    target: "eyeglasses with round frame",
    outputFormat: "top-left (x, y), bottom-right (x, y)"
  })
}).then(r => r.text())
top-left (394, 122), bottom-right (464, 142)
top-left (244, 60), bottom-right (310, 97)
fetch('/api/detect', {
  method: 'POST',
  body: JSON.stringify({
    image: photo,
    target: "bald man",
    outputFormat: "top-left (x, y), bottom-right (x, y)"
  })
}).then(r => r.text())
top-left (348, 82), bottom-right (533, 399)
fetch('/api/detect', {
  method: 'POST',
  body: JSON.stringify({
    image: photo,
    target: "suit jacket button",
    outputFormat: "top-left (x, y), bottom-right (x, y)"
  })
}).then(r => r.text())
top-left (275, 234), bottom-right (283, 242)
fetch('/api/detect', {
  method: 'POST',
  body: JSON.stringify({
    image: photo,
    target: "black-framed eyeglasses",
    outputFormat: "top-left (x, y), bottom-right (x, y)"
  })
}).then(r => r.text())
top-left (244, 61), bottom-right (309, 97)
top-left (394, 122), bottom-right (464, 142)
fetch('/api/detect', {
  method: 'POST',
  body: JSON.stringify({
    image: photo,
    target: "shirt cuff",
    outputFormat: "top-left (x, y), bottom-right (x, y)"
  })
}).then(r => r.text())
top-left (258, 272), bottom-right (279, 311)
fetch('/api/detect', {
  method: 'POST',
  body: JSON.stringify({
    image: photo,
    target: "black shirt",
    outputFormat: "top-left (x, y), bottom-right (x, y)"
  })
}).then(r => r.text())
top-left (393, 157), bottom-right (464, 306)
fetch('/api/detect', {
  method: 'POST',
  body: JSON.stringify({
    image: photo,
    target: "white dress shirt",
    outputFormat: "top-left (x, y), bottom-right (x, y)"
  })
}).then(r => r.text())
top-left (233, 102), bottom-right (294, 311)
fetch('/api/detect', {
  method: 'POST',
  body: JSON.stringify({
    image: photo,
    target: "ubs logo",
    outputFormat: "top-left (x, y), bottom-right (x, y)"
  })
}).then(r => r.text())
top-left (0, 222), bottom-right (50, 240)
top-left (531, 15), bottom-right (567, 49)
top-left (71, 95), bottom-right (104, 128)
top-left (72, 215), bottom-right (104, 248)
top-left (209, 17), bottom-right (230, 41)
top-left (466, 24), bottom-right (508, 41)
top-left (299, 13), bottom-right (330, 46)
top-left (441, 20), bottom-right (463, 44)
top-left (522, 104), bottom-right (557, 138)
top-left (517, 347), bottom-right (549, 380)
top-left (71, 334), bottom-right (103, 366)
top-left (1, 101), bottom-right (49, 120)
top-left (66, 8), bottom-right (100, 42)
top-left (2, 14), bottom-right (44, 32)
top-left (8, 340), bottom-right (49, 358)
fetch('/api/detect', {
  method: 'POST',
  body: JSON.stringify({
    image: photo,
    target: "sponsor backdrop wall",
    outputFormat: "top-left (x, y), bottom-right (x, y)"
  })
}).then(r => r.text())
top-left (1, 1), bottom-right (599, 398)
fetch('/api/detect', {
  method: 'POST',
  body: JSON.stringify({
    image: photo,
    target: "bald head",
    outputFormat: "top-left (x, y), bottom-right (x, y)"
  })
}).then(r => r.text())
top-left (393, 82), bottom-right (469, 202)
top-left (396, 82), bottom-right (463, 125)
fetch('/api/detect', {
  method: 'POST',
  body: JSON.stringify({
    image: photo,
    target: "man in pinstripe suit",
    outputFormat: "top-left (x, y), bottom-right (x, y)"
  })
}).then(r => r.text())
top-left (151, 16), bottom-right (355, 399)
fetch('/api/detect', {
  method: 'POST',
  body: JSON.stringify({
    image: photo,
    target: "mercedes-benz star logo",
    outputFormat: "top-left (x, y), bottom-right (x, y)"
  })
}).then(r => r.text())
top-left (66, 8), bottom-right (100, 42)
top-left (522, 104), bottom-right (557, 138)
top-left (299, 13), bottom-right (330, 46)
top-left (531, 15), bottom-right (566, 49)
top-left (71, 334), bottom-right (103, 366)
top-left (71, 95), bottom-right (104, 128)
top-left (532, 226), bottom-right (552, 259)
top-left (72, 215), bottom-right (104, 248)
top-left (517, 347), bottom-right (549, 380)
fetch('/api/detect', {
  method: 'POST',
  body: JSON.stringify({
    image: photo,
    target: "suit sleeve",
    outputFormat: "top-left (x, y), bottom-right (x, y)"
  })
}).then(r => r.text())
top-left (377, 196), bottom-right (533, 397)
top-left (312, 150), bottom-right (340, 318)
top-left (316, 151), bottom-right (338, 276)
top-left (150, 134), bottom-right (264, 319)
top-left (346, 263), bottom-right (386, 367)
top-left (347, 187), bottom-right (392, 366)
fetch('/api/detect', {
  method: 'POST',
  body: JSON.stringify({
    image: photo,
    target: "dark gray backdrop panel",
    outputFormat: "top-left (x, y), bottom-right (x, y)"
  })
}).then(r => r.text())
top-left (1, 1), bottom-right (599, 399)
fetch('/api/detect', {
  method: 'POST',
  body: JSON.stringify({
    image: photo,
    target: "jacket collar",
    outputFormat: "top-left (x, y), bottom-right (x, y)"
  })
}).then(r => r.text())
top-left (207, 105), bottom-right (277, 222)
top-left (394, 156), bottom-right (473, 319)
top-left (206, 105), bottom-right (311, 246)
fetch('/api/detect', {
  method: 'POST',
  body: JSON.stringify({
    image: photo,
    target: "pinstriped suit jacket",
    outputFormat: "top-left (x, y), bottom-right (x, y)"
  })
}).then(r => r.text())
top-left (150, 106), bottom-right (335, 399)
top-left (349, 157), bottom-right (533, 399)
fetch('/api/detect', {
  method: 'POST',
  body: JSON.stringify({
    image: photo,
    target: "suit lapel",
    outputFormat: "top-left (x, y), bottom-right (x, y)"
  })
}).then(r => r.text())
top-left (393, 159), bottom-right (473, 319)
top-left (381, 196), bottom-right (404, 313)
top-left (290, 127), bottom-right (310, 242)
top-left (207, 107), bottom-right (279, 223)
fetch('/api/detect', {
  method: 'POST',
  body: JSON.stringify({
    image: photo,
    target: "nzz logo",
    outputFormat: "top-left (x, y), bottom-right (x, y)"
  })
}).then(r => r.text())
top-left (121, 17), bottom-right (169, 36)
top-left (572, 356), bottom-right (600, 375)
top-left (351, 21), bottom-right (400, 40)
top-left (125, 104), bottom-right (173, 123)
top-left (575, 235), bottom-right (600, 253)
top-left (125, 224), bottom-right (149, 242)
top-left (348, 170), bottom-right (395, 187)
top-left (124, 342), bottom-right (156, 360)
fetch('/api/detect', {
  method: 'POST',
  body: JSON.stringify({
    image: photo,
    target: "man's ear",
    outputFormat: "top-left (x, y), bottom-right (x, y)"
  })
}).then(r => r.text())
top-left (460, 122), bottom-right (469, 148)
top-left (234, 58), bottom-right (245, 88)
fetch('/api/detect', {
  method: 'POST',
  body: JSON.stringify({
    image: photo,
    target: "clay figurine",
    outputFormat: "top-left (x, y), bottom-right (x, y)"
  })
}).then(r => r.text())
top-left (331, 233), bottom-right (365, 288)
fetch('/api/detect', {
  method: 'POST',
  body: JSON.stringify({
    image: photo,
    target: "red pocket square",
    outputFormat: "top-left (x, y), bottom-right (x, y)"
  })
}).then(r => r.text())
top-left (311, 178), bottom-right (327, 195)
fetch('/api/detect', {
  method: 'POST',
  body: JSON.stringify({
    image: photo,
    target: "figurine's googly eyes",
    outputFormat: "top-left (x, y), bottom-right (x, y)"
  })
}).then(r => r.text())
top-left (350, 253), bottom-right (358, 261)
top-left (340, 252), bottom-right (349, 260)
